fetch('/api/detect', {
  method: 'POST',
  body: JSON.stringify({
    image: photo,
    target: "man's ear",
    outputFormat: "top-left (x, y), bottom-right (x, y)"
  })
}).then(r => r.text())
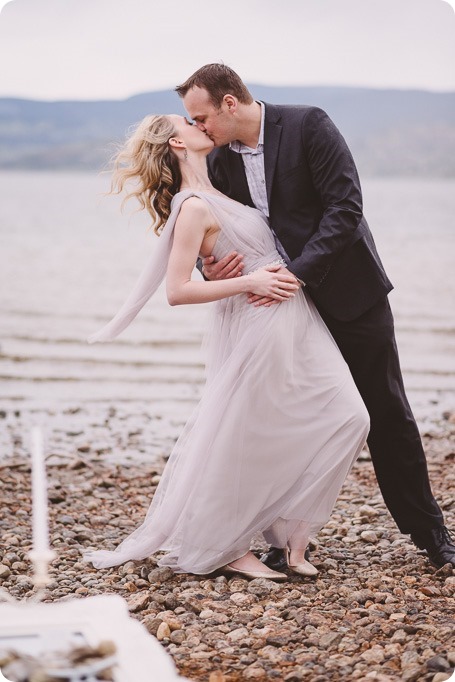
top-left (223, 94), bottom-right (237, 112)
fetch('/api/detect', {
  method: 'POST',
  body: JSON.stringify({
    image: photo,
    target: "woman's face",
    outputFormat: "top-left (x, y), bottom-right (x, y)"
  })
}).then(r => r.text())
top-left (169, 115), bottom-right (214, 154)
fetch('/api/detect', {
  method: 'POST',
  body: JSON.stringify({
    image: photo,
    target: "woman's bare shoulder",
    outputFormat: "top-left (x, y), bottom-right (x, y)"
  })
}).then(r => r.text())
top-left (179, 195), bottom-right (210, 215)
top-left (176, 195), bottom-right (214, 227)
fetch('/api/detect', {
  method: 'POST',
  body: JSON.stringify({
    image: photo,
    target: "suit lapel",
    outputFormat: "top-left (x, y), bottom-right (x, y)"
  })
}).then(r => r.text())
top-left (263, 103), bottom-right (282, 209)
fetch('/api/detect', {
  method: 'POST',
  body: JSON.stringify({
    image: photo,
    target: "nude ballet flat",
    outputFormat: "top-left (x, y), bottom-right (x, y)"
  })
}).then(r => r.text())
top-left (285, 547), bottom-right (319, 577)
top-left (223, 563), bottom-right (287, 582)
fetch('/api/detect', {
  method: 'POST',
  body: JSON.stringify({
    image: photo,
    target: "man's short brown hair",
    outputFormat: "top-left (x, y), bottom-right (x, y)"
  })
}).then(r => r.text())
top-left (175, 64), bottom-right (253, 108)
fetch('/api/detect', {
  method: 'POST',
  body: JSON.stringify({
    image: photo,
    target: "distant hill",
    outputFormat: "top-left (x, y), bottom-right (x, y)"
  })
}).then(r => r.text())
top-left (0, 86), bottom-right (454, 176)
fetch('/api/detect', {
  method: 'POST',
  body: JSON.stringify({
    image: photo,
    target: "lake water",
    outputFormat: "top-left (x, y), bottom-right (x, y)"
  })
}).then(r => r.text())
top-left (1, 172), bottom-right (454, 461)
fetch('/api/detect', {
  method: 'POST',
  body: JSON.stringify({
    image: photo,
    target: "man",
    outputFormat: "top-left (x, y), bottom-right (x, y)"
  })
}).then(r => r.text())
top-left (175, 63), bottom-right (455, 569)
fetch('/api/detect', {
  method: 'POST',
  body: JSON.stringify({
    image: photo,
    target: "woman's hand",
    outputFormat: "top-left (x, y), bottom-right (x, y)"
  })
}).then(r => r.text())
top-left (247, 265), bottom-right (300, 301)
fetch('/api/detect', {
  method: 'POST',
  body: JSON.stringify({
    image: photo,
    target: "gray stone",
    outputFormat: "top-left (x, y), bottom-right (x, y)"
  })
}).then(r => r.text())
top-left (426, 656), bottom-right (451, 672)
top-left (127, 592), bottom-right (150, 612)
top-left (148, 566), bottom-right (174, 583)
top-left (227, 627), bottom-right (249, 643)
top-left (247, 578), bottom-right (281, 597)
top-left (170, 629), bottom-right (186, 645)
top-left (360, 530), bottom-right (378, 543)
top-left (318, 632), bottom-right (343, 649)
top-left (142, 616), bottom-right (163, 636)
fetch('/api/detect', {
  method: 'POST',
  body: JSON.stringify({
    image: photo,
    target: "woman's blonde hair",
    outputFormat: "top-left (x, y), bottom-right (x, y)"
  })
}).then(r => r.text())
top-left (111, 114), bottom-right (181, 234)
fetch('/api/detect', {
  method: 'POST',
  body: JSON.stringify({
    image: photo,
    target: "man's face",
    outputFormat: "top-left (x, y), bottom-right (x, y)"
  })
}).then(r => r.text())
top-left (183, 86), bottom-right (237, 147)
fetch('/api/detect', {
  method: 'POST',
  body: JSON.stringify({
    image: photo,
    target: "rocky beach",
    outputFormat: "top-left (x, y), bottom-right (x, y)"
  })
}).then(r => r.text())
top-left (0, 405), bottom-right (454, 682)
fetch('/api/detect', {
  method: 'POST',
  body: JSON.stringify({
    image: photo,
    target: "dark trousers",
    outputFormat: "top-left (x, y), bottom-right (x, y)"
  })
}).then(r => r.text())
top-left (316, 296), bottom-right (443, 535)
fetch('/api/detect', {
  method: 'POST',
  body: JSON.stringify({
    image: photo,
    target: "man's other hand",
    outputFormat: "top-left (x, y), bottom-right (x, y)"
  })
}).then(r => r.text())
top-left (202, 252), bottom-right (244, 280)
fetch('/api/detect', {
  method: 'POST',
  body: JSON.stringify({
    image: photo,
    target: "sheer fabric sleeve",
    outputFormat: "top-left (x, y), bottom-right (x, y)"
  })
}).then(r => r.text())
top-left (88, 192), bottom-right (189, 343)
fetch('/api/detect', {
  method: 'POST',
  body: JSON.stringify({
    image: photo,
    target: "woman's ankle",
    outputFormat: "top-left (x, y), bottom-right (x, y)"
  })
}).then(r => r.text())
top-left (230, 551), bottom-right (264, 570)
top-left (288, 547), bottom-right (308, 564)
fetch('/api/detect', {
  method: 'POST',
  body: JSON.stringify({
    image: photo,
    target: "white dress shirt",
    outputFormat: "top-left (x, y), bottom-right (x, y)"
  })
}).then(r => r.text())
top-left (229, 102), bottom-right (306, 284)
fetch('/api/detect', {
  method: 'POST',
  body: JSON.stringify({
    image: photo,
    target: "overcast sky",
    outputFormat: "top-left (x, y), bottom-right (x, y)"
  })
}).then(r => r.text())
top-left (0, 0), bottom-right (454, 101)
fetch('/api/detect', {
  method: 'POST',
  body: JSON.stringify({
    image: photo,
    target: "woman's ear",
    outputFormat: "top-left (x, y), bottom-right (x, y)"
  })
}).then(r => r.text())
top-left (169, 137), bottom-right (185, 150)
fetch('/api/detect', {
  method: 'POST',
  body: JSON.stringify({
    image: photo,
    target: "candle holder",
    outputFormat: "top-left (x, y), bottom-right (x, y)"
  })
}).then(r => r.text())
top-left (28, 548), bottom-right (57, 592)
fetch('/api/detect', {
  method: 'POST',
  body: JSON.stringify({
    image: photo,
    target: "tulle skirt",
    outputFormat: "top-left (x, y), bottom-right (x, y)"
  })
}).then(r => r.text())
top-left (84, 288), bottom-right (369, 574)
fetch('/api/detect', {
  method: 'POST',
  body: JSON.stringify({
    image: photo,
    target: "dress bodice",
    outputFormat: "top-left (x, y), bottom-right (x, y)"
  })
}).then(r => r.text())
top-left (173, 190), bottom-right (283, 274)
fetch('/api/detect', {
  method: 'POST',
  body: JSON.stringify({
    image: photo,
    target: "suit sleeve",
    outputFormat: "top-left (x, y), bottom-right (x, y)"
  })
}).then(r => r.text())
top-left (286, 108), bottom-right (364, 288)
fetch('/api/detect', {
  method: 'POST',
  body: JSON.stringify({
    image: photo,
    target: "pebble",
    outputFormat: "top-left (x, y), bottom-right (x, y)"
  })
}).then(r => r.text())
top-left (0, 412), bottom-right (453, 682)
top-left (0, 564), bottom-right (11, 579)
top-left (230, 591), bottom-right (253, 606)
top-left (142, 616), bottom-right (163, 636)
top-left (360, 645), bottom-right (385, 664)
top-left (244, 664), bottom-right (267, 679)
top-left (358, 504), bottom-right (379, 517)
top-left (156, 622), bottom-right (171, 640)
top-left (227, 627), bottom-right (249, 643)
top-left (391, 629), bottom-right (408, 644)
top-left (127, 592), bottom-right (150, 612)
top-left (148, 566), bottom-right (174, 583)
top-left (319, 632), bottom-right (343, 648)
top-left (360, 530), bottom-right (378, 543)
top-left (247, 578), bottom-right (281, 597)
top-left (170, 629), bottom-right (186, 644)
top-left (426, 656), bottom-right (451, 672)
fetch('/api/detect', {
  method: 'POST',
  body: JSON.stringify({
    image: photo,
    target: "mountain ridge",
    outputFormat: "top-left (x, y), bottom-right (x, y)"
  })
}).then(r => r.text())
top-left (1, 85), bottom-right (454, 176)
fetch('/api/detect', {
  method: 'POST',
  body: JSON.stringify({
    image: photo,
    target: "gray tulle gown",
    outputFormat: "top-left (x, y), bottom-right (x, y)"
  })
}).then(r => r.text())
top-left (84, 190), bottom-right (369, 574)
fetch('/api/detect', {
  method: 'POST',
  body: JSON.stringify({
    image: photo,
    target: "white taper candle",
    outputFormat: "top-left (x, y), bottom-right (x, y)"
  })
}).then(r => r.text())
top-left (31, 426), bottom-right (50, 555)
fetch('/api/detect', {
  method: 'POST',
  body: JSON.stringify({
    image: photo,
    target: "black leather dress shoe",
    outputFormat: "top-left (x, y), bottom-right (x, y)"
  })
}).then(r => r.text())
top-left (260, 546), bottom-right (311, 572)
top-left (411, 526), bottom-right (455, 568)
top-left (260, 547), bottom-right (287, 571)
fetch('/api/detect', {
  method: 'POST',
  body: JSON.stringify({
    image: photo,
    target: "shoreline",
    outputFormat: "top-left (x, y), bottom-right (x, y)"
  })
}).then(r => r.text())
top-left (1, 399), bottom-right (454, 468)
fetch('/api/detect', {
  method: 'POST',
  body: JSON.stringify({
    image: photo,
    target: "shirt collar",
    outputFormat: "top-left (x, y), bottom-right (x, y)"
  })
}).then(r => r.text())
top-left (229, 101), bottom-right (265, 154)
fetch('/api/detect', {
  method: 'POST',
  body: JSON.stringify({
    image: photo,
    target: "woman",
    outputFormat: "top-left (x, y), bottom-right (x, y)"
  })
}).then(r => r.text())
top-left (84, 114), bottom-right (369, 581)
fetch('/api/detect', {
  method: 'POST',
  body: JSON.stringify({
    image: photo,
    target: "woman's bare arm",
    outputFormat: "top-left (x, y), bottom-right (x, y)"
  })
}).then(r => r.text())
top-left (166, 198), bottom-right (299, 306)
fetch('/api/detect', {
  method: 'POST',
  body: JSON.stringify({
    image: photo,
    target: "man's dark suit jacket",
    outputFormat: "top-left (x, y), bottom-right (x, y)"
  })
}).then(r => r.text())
top-left (207, 103), bottom-right (393, 322)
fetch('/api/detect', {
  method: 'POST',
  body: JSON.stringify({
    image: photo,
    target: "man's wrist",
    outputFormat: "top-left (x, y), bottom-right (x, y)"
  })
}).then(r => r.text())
top-left (286, 265), bottom-right (306, 287)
